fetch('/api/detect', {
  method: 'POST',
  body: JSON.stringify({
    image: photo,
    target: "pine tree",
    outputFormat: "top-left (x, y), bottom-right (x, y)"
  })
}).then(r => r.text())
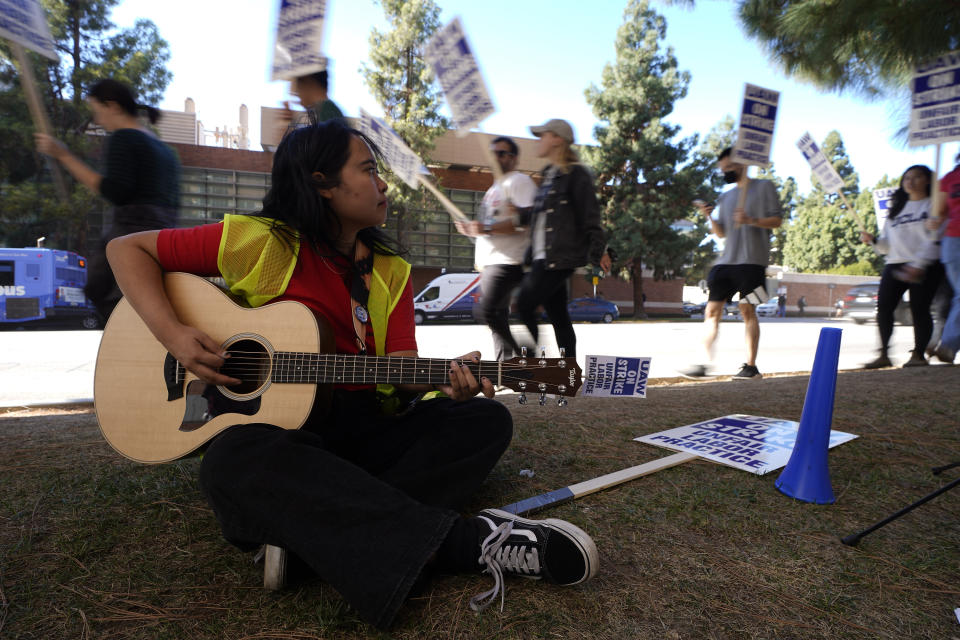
top-left (361, 0), bottom-right (450, 244)
top-left (583, 0), bottom-right (714, 316)
top-left (0, 0), bottom-right (172, 250)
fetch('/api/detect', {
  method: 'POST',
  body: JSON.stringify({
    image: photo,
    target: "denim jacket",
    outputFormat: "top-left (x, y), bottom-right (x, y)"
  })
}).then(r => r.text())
top-left (521, 163), bottom-right (606, 270)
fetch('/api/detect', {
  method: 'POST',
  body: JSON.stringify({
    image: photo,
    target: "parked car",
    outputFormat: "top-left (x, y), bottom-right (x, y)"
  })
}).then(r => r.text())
top-left (566, 297), bottom-right (619, 323)
top-left (682, 301), bottom-right (706, 316)
top-left (755, 298), bottom-right (779, 317)
top-left (840, 282), bottom-right (912, 325)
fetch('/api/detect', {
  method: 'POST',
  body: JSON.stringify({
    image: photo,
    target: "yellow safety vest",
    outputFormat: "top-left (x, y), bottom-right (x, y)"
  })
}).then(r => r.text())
top-left (217, 214), bottom-right (410, 359)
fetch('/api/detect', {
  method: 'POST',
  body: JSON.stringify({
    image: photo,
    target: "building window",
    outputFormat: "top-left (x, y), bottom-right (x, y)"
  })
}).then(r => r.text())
top-left (381, 188), bottom-right (481, 270)
top-left (178, 167), bottom-right (271, 226)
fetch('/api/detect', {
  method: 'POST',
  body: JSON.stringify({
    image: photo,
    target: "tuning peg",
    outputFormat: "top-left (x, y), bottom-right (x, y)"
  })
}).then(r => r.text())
top-left (540, 347), bottom-right (546, 357)
top-left (557, 396), bottom-right (568, 407)
top-left (520, 346), bottom-right (527, 357)
top-left (539, 392), bottom-right (547, 406)
top-left (559, 347), bottom-right (566, 357)
top-left (518, 392), bottom-right (527, 405)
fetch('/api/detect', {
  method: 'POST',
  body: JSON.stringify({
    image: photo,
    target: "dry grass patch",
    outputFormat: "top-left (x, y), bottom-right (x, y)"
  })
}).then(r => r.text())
top-left (1, 367), bottom-right (958, 639)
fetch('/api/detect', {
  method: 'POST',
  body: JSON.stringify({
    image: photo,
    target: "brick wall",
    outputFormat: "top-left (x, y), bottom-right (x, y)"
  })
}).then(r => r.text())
top-left (169, 143), bottom-right (273, 172)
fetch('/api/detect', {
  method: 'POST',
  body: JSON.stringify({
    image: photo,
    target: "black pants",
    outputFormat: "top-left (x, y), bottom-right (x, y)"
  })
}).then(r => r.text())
top-left (86, 205), bottom-right (178, 321)
top-left (479, 264), bottom-right (524, 360)
top-left (198, 390), bottom-right (512, 629)
top-left (877, 262), bottom-right (945, 354)
top-left (516, 260), bottom-right (576, 356)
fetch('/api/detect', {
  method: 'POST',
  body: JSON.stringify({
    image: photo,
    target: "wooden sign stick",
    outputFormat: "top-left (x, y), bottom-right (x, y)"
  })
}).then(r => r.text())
top-left (500, 452), bottom-right (698, 516)
top-left (11, 42), bottom-right (68, 202)
top-left (931, 143), bottom-right (943, 225)
top-left (733, 168), bottom-right (750, 229)
top-left (835, 191), bottom-right (867, 234)
top-left (416, 173), bottom-right (471, 224)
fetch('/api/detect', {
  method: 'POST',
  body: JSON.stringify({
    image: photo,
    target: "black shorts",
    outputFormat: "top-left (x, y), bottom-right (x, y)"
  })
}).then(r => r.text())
top-left (707, 264), bottom-right (767, 303)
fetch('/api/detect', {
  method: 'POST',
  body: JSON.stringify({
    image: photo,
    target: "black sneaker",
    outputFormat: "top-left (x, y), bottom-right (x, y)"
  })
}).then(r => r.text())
top-left (469, 509), bottom-right (599, 612)
top-left (733, 363), bottom-right (762, 379)
top-left (862, 354), bottom-right (892, 369)
top-left (679, 364), bottom-right (712, 379)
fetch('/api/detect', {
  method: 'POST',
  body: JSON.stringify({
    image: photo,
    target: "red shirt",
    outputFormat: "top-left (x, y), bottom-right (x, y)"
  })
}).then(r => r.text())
top-left (157, 224), bottom-right (418, 388)
top-left (940, 166), bottom-right (960, 237)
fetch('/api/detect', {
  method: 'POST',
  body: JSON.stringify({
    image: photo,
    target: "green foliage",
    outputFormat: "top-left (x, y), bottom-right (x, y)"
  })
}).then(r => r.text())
top-left (0, 1), bottom-right (171, 251)
top-left (827, 260), bottom-right (880, 276)
top-left (735, 0), bottom-right (959, 98)
top-left (361, 0), bottom-right (449, 234)
top-left (583, 0), bottom-right (714, 313)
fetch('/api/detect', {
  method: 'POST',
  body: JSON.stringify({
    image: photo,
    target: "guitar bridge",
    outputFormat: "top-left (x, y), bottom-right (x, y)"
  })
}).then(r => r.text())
top-left (164, 353), bottom-right (184, 401)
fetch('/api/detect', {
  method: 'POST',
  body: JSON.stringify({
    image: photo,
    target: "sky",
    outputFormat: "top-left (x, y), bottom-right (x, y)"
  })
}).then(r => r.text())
top-left (108, 0), bottom-right (960, 198)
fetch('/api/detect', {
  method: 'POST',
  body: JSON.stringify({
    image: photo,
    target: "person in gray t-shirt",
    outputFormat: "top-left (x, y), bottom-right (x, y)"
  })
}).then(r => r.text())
top-left (681, 147), bottom-right (783, 380)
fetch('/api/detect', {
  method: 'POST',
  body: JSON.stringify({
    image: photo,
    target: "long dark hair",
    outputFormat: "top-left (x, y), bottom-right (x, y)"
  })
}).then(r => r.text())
top-left (888, 164), bottom-right (932, 219)
top-left (258, 119), bottom-right (401, 258)
top-left (87, 79), bottom-right (161, 124)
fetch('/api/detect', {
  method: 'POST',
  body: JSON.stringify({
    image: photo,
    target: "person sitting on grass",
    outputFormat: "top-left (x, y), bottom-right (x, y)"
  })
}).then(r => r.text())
top-left (104, 119), bottom-right (598, 630)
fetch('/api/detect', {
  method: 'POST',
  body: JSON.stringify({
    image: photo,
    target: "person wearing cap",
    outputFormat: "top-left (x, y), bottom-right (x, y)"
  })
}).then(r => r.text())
top-left (515, 119), bottom-right (610, 357)
top-left (455, 136), bottom-right (537, 360)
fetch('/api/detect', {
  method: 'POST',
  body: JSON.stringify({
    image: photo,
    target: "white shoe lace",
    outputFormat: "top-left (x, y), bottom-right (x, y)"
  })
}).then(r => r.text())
top-left (469, 519), bottom-right (542, 613)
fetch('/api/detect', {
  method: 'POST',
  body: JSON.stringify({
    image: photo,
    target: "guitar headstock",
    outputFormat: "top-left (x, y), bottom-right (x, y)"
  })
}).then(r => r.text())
top-left (499, 355), bottom-right (582, 401)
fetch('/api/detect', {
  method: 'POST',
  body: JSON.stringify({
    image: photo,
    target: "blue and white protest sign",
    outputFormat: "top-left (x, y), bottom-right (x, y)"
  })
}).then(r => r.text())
top-left (909, 51), bottom-right (960, 146)
top-left (356, 108), bottom-right (426, 189)
top-left (581, 355), bottom-right (651, 398)
top-left (424, 17), bottom-right (495, 136)
top-left (270, 0), bottom-right (327, 81)
top-left (797, 132), bottom-right (844, 193)
top-left (634, 414), bottom-right (857, 475)
top-left (872, 187), bottom-right (896, 232)
top-left (732, 83), bottom-right (780, 167)
top-left (0, 0), bottom-right (56, 60)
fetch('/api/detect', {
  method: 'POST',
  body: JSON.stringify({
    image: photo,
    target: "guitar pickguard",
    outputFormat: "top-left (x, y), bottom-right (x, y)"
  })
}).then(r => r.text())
top-left (179, 380), bottom-right (261, 432)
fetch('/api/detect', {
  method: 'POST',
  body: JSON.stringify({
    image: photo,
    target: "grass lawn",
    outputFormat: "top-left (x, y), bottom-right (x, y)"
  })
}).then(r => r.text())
top-left (2, 366), bottom-right (958, 639)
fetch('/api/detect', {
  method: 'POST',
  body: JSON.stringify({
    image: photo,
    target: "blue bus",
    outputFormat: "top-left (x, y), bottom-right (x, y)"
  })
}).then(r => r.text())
top-left (0, 247), bottom-right (99, 329)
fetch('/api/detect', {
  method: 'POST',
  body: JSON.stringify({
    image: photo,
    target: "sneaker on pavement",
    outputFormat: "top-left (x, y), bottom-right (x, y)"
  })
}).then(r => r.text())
top-left (469, 509), bottom-right (599, 612)
top-left (934, 344), bottom-right (956, 364)
top-left (902, 350), bottom-right (929, 367)
top-left (862, 354), bottom-right (893, 369)
top-left (679, 364), bottom-right (711, 379)
top-left (733, 363), bottom-right (762, 379)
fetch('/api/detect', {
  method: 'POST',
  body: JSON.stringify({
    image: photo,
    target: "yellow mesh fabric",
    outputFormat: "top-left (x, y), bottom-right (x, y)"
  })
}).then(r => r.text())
top-left (217, 215), bottom-right (298, 308)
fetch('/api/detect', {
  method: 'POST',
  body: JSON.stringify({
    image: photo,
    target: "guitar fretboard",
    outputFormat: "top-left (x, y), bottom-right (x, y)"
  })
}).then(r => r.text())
top-left (271, 353), bottom-right (503, 386)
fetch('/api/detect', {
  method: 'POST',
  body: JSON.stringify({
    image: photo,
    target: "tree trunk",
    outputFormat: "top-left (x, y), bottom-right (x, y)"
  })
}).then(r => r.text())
top-left (70, 2), bottom-right (82, 105)
top-left (632, 261), bottom-right (647, 319)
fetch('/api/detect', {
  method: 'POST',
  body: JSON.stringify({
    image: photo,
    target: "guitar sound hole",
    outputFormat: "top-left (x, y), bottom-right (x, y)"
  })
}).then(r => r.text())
top-left (220, 338), bottom-right (269, 395)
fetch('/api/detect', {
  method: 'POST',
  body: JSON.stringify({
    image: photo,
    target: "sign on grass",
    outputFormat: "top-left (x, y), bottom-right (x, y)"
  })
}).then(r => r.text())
top-left (634, 414), bottom-right (857, 475)
top-left (731, 83), bottom-right (779, 167)
top-left (797, 132), bottom-right (844, 193)
top-left (0, 0), bottom-right (56, 60)
top-left (909, 51), bottom-right (960, 146)
top-left (424, 17), bottom-right (495, 135)
top-left (356, 108), bottom-right (426, 189)
top-left (270, 0), bottom-right (327, 81)
top-left (581, 355), bottom-right (651, 398)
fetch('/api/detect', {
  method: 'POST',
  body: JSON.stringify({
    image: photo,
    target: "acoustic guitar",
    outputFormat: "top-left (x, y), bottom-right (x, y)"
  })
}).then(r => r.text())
top-left (94, 272), bottom-right (582, 463)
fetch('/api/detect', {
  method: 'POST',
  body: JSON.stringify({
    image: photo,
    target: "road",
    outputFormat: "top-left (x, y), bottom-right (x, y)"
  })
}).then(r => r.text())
top-left (0, 316), bottom-right (931, 408)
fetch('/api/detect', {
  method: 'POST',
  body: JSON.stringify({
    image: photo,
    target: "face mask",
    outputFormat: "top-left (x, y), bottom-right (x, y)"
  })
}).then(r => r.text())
top-left (723, 170), bottom-right (740, 184)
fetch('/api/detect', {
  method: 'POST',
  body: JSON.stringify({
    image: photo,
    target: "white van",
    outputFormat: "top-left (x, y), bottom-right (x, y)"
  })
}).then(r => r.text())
top-left (413, 272), bottom-right (482, 324)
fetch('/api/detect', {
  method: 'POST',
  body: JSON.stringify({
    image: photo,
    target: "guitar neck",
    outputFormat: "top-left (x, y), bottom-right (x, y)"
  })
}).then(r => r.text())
top-left (271, 353), bottom-right (502, 386)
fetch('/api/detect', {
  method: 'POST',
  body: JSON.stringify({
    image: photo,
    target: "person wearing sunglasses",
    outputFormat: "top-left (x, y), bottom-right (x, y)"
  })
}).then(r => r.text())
top-left (455, 137), bottom-right (537, 360)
